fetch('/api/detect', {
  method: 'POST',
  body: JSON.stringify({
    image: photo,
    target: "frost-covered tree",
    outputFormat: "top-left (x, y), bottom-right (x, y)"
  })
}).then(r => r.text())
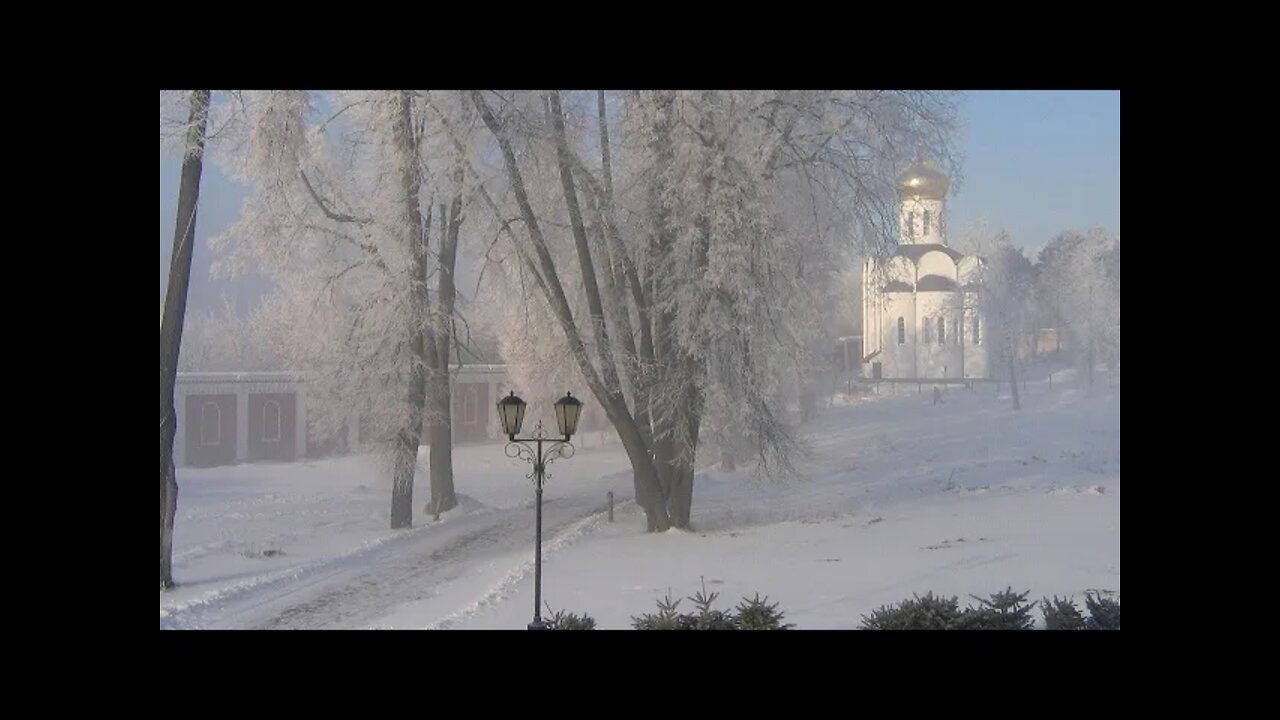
top-left (178, 297), bottom-right (280, 371)
top-left (827, 269), bottom-right (863, 342)
top-left (957, 223), bottom-right (1036, 410)
top-left (467, 90), bottom-right (961, 531)
top-left (1037, 228), bottom-right (1119, 386)
top-left (213, 91), bottom-right (473, 528)
top-left (1099, 237), bottom-right (1120, 369)
top-left (160, 90), bottom-right (211, 590)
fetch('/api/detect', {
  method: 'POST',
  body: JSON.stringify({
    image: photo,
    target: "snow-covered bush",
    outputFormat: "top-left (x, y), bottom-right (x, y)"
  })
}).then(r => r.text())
top-left (961, 587), bottom-right (1038, 629)
top-left (544, 606), bottom-right (597, 630)
top-left (863, 588), bottom-right (1119, 630)
top-left (630, 583), bottom-right (793, 630)
top-left (1084, 593), bottom-right (1121, 630)
top-left (733, 594), bottom-right (793, 630)
top-left (631, 592), bottom-right (689, 630)
top-left (860, 591), bottom-right (966, 629)
top-left (1041, 595), bottom-right (1087, 630)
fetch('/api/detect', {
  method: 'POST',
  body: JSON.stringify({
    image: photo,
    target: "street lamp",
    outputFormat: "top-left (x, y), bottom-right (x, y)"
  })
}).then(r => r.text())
top-left (497, 390), bottom-right (583, 630)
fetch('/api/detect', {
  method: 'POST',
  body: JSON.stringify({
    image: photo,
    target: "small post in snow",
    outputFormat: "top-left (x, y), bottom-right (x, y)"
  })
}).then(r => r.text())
top-left (607, 491), bottom-right (614, 523)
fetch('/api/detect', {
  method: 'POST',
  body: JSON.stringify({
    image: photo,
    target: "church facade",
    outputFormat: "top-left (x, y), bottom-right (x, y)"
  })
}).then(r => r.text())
top-left (861, 160), bottom-right (988, 380)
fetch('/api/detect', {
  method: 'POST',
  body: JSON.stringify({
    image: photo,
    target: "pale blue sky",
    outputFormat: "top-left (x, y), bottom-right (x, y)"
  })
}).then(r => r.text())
top-left (160, 90), bottom-right (1119, 315)
top-left (946, 90), bottom-right (1119, 253)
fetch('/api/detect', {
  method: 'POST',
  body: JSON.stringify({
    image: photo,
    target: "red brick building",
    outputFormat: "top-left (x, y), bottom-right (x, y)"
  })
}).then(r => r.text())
top-left (175, 373), bottom-right (309, 468)
top-left (174, 365), bottom-right (610, 468)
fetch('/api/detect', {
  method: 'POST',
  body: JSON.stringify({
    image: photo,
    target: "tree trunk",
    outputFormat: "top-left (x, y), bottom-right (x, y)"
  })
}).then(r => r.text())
top-left (160, 90), bottom-right (211, 591)
top-left (643, 90), bottom-right (684, 522)
top-left (418, 237), bottom-right (444, 521)
top-left (666, 403), bottom-right (701, 529)
top-left (669, 460), bottom-right (695, 529)
top-left (610, 407), bottom-right (670, 531)
top-left (391, 369), bottom-right (425, 530)
top-left (425, 379), bottom-right (454, 516)
top-left (427, 190), bottom-right (464, 516)
top-left (161, 458), bottom-right (178, 588)
top-left (390, 90), bottom-right (428, 530)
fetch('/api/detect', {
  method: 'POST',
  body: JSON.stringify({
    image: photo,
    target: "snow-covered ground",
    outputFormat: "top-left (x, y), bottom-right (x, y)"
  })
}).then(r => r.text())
top-left (161, 366), bottom-right (1118, 630)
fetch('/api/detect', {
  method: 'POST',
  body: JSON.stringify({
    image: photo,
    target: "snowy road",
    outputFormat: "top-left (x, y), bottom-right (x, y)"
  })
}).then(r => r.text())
top-left (163, 473), bottom-right (631, 630)
top-left (250, 495), bottom-right (618, 630)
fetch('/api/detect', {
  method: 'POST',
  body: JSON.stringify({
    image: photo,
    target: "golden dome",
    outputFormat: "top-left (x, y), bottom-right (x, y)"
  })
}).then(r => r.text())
top-left (897, 159), bottom-right (950, 200)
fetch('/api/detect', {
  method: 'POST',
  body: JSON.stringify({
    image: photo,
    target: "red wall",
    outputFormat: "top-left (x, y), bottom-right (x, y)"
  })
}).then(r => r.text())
top-left (248, 393), bottom-right (297, 462)
top-left (185, 394), bottom-right (237, 467)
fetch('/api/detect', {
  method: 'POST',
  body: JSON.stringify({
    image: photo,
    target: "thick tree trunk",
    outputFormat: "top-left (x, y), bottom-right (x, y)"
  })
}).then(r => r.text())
top-left (161, 458), bottom-right (178, 588)
top-left (391, 377), bottom-right (424, 530)
top-left (669, 461), bottom-right (696, 529)
top-left (427, 191), bottom-right (464, 516)
top-left (421, 263), bottom-right (446, 519)
top-left (160, 90), bottom-right (211, 591)
top-left (425, 381), bottom-right (454, 516)
top-left (419, 267), bottom-right (445, 520)
top-left (390, 90), bottom-right (428, 530)
top-left (667, 403), bottom-right (701, 529)
top-left (612, 414), bottom-right (670, 532)
top-left (643, 91), bottom-right (684, 520)
top-left (652, 431), bottom-right (675, 504)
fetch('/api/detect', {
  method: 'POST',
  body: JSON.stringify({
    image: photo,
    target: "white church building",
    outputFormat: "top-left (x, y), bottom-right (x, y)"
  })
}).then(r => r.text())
top-left (861, 159), bottom-right (988, 380)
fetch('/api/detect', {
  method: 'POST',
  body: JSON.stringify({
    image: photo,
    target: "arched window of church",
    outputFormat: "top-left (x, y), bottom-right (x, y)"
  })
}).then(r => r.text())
top-left (897, 317), bottom-right (905, 344)
top-left (972, 316), bottom-right (980, 345)
top-left (922, 318), bottom-right (931, 344)
top-left (923, 210), bottom-right (931, 235)
top-left (937, 317), bottom-right (946, 345)
top-left (907, 212), bottom-right (915, 238)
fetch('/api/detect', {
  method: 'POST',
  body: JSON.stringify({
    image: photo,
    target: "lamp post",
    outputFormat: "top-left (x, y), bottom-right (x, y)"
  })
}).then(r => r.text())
top-left (497, 390), bottom-right (583, 630)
